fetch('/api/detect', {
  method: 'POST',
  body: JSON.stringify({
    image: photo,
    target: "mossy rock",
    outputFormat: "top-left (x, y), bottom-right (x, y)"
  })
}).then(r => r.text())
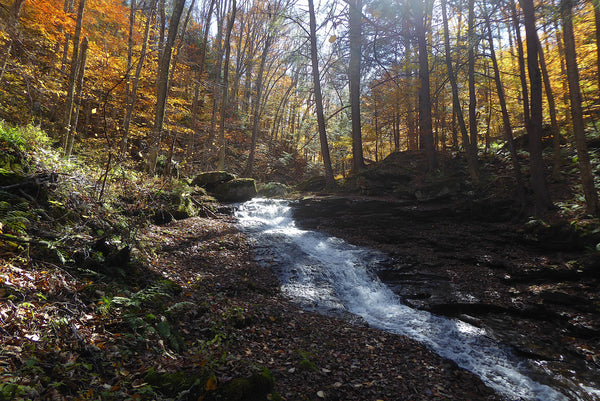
top-left (144, 368), bottom-right (206, 398)
top-left (258, 182), bottom-right (288, 198)
top-left (191, 171), bottom-right (236, 191)
top-left (295, 175), bottom-right (326, 192)
top-left (221, 369), bottom-right (275, 401)
top-left (214, 178), bottom-right (257, 202)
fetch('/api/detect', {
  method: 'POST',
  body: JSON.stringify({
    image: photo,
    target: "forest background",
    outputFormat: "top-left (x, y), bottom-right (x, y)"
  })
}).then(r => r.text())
top-left (1, 0), bottom-right (600, 215)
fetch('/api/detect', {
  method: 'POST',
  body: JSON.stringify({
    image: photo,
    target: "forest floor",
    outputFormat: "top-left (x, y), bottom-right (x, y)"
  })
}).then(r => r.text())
top-left (2, 134), bottom-right (599, 400)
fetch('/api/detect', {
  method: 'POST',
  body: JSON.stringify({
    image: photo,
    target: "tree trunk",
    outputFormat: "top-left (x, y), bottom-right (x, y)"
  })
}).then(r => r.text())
top-left (62, 0), bottom-right (86, 154)
top-left (538, 36), bottom-right (562, 179)
top-left (561, 0), bottom-right (600, 215)
top-left (484, 1), bottom-right (525, 201)
top-left (65, 36), bottom-right (89, 158)
top-left (0, 0), bottom-right (25, 85)
top-left (120, 1), bottom-right (156, 157)
top-left (441, 0), bottom-right (479, 183)
top-left (216, 0), bottom-right (237, 171)
top-left (308, 0), bottom-right (335, 187)
top-left (467, 0), bottom-right (478, 151)
top-left (245, 34), bottom-right (272, 176)
top-left (416, 1), bottom-right (436, 170)
top-left (519, 0), bottom-right (552, 213)
top-left (187, 0), bottom-right (216, 159)
top-left (349, 0), bottom-right (365, 172)
top-left (593, 0), bottom-right (600, 96)
top-left (148, 0), bottom-right (186, 174)
top-left (511, 0), bottom-right (530, 126)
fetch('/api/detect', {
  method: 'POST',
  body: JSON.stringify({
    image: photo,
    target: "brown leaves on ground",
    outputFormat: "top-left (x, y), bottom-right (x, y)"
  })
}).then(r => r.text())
top-left (0, 213), bottom-right (502, 400)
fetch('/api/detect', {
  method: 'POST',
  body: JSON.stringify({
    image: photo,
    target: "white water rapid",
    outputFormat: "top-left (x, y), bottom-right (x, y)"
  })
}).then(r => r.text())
top-left (235, 198), bottom-right (599, 401)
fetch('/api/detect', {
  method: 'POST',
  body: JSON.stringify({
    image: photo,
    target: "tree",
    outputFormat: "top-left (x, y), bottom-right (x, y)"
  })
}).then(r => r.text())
top-left (561, 0), bottom-right (600, 215)
top-left (483, 0), bottom-right (524, 199)
top-left (0, 0), bottom-right (25, 85)
top-left (216, 0), bottom-right (237, 171)
top-left (308, 0), bottom-right (335, 187)
top-left (415, 0), bottom-right (435, 170)
top-left (120, 0), bottom-right (157, 158)
top-left (467, 0), bottom-right (477, 151)
top-left (441, 0), bottom-right (479, 184)
top-left (519, 0), bottom-right (552, 213)
top-left (244, 8), bottom-right (275, 176)
top-left (349, 0), bottom-right (365, 172)
top-left (62, 0), bottom-right (87, 154)
top-left (148, 0), bottom-right (186, 174)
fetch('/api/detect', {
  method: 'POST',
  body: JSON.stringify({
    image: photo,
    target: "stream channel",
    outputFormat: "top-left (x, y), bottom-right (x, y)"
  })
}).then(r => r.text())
top-left (235, 198), bottom-right (600, 401)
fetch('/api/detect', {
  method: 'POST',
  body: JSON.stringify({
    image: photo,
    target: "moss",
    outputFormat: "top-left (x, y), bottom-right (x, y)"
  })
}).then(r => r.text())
top-left (221, 369), bottom-right (275, 401)
top-left (297, 350), bottom-right (318, 372)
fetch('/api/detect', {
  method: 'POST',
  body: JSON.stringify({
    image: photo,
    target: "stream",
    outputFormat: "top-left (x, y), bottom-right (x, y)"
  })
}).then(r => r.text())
top-left (235, 198), bottom-right (600, 401)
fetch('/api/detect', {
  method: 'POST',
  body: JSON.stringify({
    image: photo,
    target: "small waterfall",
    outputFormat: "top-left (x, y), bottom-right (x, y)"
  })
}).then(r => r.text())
top-left (236, 198), bottom-right (600, 401)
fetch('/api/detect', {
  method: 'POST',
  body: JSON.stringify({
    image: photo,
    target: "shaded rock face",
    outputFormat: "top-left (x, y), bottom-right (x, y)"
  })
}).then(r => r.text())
top-left (191, 171), bottom-right (236, 192)
top-left (343, 151), bottom-right (468, 202)
top-left (191, 171), bottom-right (257, 203)
top-left (215, 178), bottom-right (257, 203)
top-left (258, 182), bottom-right (288, 198)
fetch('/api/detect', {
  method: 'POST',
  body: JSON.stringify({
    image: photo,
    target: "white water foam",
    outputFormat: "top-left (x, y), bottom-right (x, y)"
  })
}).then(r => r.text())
top-left (236, 198), bottom-right (596, 401)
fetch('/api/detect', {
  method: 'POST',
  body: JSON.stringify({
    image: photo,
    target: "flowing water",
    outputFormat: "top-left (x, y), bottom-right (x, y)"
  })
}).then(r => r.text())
top-left (235, 198), bottom-right (600, 401)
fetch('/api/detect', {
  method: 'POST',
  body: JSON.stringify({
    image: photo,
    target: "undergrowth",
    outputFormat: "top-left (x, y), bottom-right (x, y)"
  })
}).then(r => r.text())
top-left (0, 122), bottom-right (229, 400)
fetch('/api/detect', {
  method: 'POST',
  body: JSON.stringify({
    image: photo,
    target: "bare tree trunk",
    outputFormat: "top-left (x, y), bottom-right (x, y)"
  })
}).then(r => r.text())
top-left (0, 0), bottom-right (25, 85)
top-left (441, 0), bottom-right (479, 183)
top-left (216, 0), bottom-right (237, 171)
top-left (538, 37), bottom-right (562, 179)
top-left (148, 0), bottom-right (186, 174)
top-left (245, 34), bottom-right (272, 176)
top-left (308, 0), bottom-right (335, 187)
top-left (593, 0), bottom-right (600, 96)
top-left (511, 0), bottom-right (530, 126)
top-left (120, 1), bottom-right (156, 157)
top-left (349, 0), bottom-right (365, 172)
top-left (62, 0), bottom-right (86, 154)
top-left (416, 0), bottom-right (436, 170)
top-left (187, 0), bottom-right (216, 159)
top-left (519, 0), bottom-right (552, 213)
top-left (484, 1), bottom-right (525, 201)
top-left (467, 0), bottom-right (478, 151)
top-left (65, 37), bottom-right (89, 157)
top-left (561, 0), bottom-right (599, 215)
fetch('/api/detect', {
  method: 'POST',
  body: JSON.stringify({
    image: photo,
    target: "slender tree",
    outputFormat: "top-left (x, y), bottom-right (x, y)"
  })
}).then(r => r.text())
top-left (415, 0), bottom-right (436, 170)
top-left (441, 0), bottom-right (479, 184)
top-left (483, 1), bottom-right (524, 200)
top-left (0, 0), bottom-right (25, 85)
top-left (120, 0), bottom-right (156, 157)
top-left (308, 0), bottom-right (335, 187)
top-left (216, 0), bottom-right (237, 171)
top-left (349, 0), bottom-right (365, 172)
top-left (148, 0), bottom-right (186, 174)
top-left (62, 0), bottom-right (87, 154)
top-left (65, 36), bottom-right (89, 158)
top-left (561, 0), bottom-right (599, 215)
top-left (519, 0), bottom-right (552, 213)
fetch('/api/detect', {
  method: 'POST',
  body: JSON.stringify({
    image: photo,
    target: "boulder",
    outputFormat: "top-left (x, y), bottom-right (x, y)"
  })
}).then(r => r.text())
top-left (258, 182), bottom-right (289, 198)
top-left (191, 171), bottom-right (236, 191)
top-left (214, 178), bottom-right (257, 202)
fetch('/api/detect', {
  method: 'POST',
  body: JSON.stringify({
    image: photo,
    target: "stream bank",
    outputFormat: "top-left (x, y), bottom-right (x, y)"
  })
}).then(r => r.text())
top-left (290, 195), bottom-right (600, 399)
